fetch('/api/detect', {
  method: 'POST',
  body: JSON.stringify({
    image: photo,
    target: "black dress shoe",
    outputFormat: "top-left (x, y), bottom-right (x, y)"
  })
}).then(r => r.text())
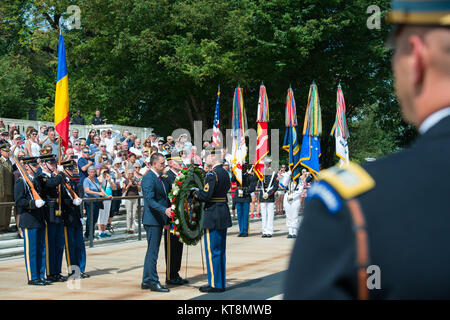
top-left (150, 283), bottom-right (170, 292)
top-left (28, 279), bottom-right (46, 286)
top-left (167, 277), bottom-right (189, 285)
top-left (41, 278), bottom-right (52, 285)
top-left (237, 233), bottom-right (243, 237)
top-left (141, 282), bottom-right (152, 290)
top-left (261, 234), bottom-right (267, 238)
top-left (266, 234), bottom-right (272, 238)
top-left (287, 234), bottom-right (293, 238)
top-left (241, 233), bottom-right (248, 237)
top-left (199, 285), bottom-right (225, 293)
top-left (51, 274), bottom-right (68, 282)
top-left (80, 272), bottom-right (90, 279)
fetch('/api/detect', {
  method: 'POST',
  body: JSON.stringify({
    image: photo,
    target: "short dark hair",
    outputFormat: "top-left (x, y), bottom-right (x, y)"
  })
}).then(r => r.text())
top-left (150, 152), bottom-right (164, 165)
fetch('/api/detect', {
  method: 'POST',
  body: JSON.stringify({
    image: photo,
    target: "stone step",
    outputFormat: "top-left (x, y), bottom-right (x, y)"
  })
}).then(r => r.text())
top-left (0, 213), bottom-right (286, 259)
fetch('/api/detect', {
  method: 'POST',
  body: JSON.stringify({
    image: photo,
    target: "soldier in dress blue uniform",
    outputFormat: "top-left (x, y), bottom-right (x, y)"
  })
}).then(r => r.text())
top-left (231, 163), bottom-right (256, 237)
top-left (162, 154), bottom-right (189, 286)
top-left (35, 147), bottom-right (67, 283)
top-left (192, 148), bottom-right (231, 293)
top-left (285, 0), bottom-right (450, 299)
top-left (60, 160), bottom-right (90, 279)
top-left (14, 156), bottom-right (50, 286)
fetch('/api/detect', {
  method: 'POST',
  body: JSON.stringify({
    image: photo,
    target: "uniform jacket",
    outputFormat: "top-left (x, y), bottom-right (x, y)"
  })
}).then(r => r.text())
top-left (34, 171), bottom-right (64, 224)
top-left (14, 177), bottom-right (45, 229)
top-left (141, 169), bottom-right (169, 227)
top-left (61, 177), bottom-right (82, 229)
top-left (194, 164), bottom-right (232, 230)
top-left (231, 172), bottom-right (256, 203)
top-left (258, 169), bottom-right (279, 203)
top-left (285, 115), bottom-right (450, 299)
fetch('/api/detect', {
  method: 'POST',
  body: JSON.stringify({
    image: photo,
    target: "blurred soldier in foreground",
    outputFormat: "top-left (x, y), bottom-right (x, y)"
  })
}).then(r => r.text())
top-left (285, 0), bottom-right (450, 299)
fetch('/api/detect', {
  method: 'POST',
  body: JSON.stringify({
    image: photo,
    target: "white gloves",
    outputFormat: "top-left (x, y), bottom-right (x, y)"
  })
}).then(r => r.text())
top-left (73, 198), bottom-right (82, 206)
top-left (35, 199), bottom-right (45, 208)
top-left (80, 218), bottom-right (86, 226)
top-left (57, 165), bottom-right (64, 173)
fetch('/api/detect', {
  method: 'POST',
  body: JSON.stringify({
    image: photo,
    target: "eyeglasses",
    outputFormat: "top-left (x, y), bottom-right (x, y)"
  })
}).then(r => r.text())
top-left (82, 150), bottom-right (89, 153)
top-left (74, 143), bottom-right (80, 146)
top-left (100, 145), bottom-right (106, 147)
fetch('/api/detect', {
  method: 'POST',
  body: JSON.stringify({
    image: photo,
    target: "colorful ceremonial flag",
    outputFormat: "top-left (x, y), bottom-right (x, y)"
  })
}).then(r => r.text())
top-left (254, 83), bottom-right (269, 181)
top-left (330, 84), bottom-right (349, 166)
top-left (231, 86), bottom-right (247, 185)
top-left (54, 32), bottom-right (70, 151)
top-left (282, 87), bottom-right (301, 184)
top-left (300, 82), bottom-right (322, 179)
top-left (212, 87), bottom-right (221, 147)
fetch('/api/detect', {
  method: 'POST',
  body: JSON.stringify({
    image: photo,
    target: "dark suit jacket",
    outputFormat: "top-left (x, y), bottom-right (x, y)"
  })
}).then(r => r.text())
top-left (285, 115), bottom-right (450, 299)
top-left (141, 169), bottom-right (169, 227)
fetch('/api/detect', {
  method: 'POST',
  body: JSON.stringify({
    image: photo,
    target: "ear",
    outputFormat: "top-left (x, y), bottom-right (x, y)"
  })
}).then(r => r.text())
top-left (409, 35), bottom-right (426, 86)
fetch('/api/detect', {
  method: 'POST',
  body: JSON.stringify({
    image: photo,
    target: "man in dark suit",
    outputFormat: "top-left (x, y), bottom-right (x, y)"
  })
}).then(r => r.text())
top-left (141, 152), bottom-right (172, 293)
top-left (192, 148), bottom-right (231, 293)
top-left (162, 155), bottom-right (189, 286)
top-left (285, 0), bottom-right (450, 299)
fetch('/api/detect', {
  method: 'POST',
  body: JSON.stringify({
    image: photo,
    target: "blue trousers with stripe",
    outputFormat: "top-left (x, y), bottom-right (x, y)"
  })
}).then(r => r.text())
top-left (22, 227), bottom-right (46, 281)
top-left (204, 228), bottom-right (227, 289)
top-left (236, 202), bottom-right (250, 234)
top-left (45, 223), bottom-right (65, 276)
top-left (64, 226), bottom-right (87, 274)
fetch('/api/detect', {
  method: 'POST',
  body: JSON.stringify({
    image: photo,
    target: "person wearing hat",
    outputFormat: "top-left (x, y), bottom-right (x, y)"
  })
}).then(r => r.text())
top-left (35, 149), bottom-right (67, 283)
top-left (258, 157), bottom-right (279, 238)
top-left (231, 163), bottom-right (256, 237)
top-left (60, 160), bottom-right (89, 279)
top-left (285, 0), bottom-right (450, 299)
top-left (161, 154), bottom-right (189, 286)
top-left (14, 156), bottom-right (50, 285)
top-left (191, 148), bottom-right (232, 293)
top-left (0, 142), bottom-right (14, 231)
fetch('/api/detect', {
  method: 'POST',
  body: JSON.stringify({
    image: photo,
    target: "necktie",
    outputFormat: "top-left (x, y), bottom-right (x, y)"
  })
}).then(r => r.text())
top-left (158, 175), bottom-right (167, 195)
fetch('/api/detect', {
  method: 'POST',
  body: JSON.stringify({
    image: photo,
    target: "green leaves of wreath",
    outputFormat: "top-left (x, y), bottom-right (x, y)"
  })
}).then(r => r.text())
top-left (168, 165), bottom-right (205, 246)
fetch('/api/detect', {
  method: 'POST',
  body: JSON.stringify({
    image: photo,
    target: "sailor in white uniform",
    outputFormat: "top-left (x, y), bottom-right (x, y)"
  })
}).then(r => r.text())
top-left (280, 170), bottom-right (303, 238)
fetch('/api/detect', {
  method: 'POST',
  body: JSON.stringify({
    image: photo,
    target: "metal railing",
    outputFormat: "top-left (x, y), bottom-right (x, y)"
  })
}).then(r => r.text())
top-left (82, 195), bottom-right (143, 248)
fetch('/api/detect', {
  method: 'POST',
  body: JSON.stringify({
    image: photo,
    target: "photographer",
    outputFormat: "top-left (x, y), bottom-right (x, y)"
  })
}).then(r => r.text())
top-left (122, 169), bottom-right (141, 234)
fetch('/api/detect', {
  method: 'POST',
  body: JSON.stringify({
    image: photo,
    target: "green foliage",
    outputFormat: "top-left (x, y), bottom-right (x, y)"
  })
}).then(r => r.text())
top-left (0, 0), bottom-right (412, 166)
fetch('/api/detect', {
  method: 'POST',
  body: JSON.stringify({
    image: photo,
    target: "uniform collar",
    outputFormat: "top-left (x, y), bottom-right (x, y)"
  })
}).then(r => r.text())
top-left (419, 106), bottom-right (450, 135)
top-left (41, 170), bottom-right (52, 177)
top-left (170, 168), bottom-right (179, 175)
top-left (212, 163), bottom-right (221, 170)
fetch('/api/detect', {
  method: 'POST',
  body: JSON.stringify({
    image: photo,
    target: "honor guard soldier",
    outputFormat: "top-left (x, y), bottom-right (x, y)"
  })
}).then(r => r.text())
top-left (0, 142), bottom-right (14, 231)
top-left (279, 170), bottom-right (303, 238)
top-left (60, 160), bottom-right (89, 279)
top-left (14, 156), bottom-right (50, 285)
top-left (191, 148), bottom-right (231, 293)
top-left (285, 0), bottom-right (450, 300)
top-left (231, 163), bottom-right (255, 237)
top-left (258, 157), bottom-right (278, 238)
top-left (36, 147), bottom-right (67, 282)
top-left (162, 154), bottom-right (189, 286)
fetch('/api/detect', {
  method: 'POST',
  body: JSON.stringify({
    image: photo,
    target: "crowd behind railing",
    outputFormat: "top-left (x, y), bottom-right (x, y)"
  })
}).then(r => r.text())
top-left (0, 110), bottom-right (313, 242)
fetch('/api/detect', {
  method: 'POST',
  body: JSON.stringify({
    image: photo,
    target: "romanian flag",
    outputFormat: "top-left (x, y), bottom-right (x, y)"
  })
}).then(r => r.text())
top-left (282, 87), bottom-right (301, 184)
top-left (299, 82), bottom-right (322, 179)
top-left (254, 83), bottom-right (269, 181)
top-left (231, 86), bottom-right (247, 185)
top-left (54, 32), bottom-right (70, 151)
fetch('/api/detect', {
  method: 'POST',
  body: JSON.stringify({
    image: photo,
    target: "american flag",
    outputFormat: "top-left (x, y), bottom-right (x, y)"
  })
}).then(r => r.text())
top-left (212, 88), bottom-right (221, 147)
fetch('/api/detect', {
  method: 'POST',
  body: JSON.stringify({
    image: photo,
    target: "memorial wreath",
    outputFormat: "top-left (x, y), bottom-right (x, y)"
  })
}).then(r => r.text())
top-left (168, 165), bottom-right (205, 246)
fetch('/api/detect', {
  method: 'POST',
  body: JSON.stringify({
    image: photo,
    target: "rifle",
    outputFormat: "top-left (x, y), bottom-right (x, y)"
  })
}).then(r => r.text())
top-left (11, 155), bottom-right (42, 201)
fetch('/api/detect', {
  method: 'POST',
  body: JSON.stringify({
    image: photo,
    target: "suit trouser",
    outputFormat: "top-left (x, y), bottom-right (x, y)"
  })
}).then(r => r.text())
top-left (284, 199), bottom-right (300, 235)
top-left (236, 202), bottom-right (250, 234)
top-left (142, 225), bottom-right (163, 285)
top-left (64, 226), bottom-right (87, 274)
top-left (22, 227), bottom-right (46, 281)
top-left (45, 223), bottom-right (65, 276)
top-left (164, 228), bottom-right (184, 281)
top-left (204, 228), bottom-right (227, 289)
top-left (260, 202), bottom-right (275, 235)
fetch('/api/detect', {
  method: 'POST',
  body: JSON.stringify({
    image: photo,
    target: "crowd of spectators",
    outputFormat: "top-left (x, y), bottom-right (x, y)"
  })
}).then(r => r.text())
top-left (0, 113), bottom-right (312, 239)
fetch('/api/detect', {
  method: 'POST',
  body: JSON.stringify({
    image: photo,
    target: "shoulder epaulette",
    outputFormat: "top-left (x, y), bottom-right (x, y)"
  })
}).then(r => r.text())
top-left (307, 162), bottom-right (375, 214)
top-left (319, 162), bottom-right (375, 199)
